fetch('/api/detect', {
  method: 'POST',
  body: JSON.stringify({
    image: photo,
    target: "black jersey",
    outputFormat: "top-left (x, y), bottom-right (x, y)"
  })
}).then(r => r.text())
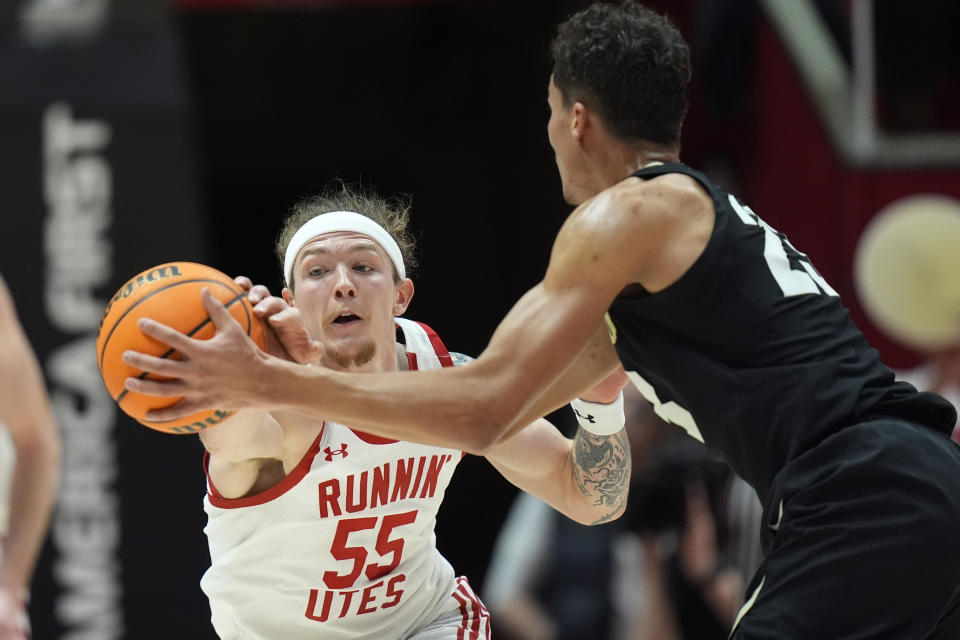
top-left (607, 163), bottom-right (956, 503)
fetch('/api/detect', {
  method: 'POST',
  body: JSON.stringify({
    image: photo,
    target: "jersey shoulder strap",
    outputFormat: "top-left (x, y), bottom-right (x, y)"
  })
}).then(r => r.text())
top-left (394, 317), bottom-right (454, 371)
top-left (630, 162), bottom-right (727, 202)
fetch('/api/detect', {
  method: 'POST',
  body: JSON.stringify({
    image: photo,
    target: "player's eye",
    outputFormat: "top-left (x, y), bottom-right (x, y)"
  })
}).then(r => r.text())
top-left (354, 263), bottom-right (373, 273)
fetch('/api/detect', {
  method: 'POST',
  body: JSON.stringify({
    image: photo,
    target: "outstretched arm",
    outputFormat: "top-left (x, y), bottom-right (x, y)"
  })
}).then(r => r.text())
top-left (123, 181), bottom-right (696, 452)
top-left (126, 197), bottom-right (634, 450)
top-left (0, 276), bottom-right (61, 632)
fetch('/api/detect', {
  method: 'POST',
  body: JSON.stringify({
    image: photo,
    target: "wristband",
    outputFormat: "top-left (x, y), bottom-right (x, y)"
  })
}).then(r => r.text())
top-left (571, 391), bottom-right (625, 436)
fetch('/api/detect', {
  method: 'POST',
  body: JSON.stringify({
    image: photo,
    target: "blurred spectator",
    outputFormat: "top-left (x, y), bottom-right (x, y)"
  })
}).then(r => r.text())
top-left (482, 491), bottom-right (623, 640)
top-left (855, 194), bottom-right (960, 442)
top-left (623, 435), bottom-right (745, 640)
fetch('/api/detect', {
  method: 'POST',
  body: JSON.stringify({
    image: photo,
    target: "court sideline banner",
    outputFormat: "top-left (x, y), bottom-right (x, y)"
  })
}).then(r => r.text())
top-left (0, 1), bottom-right (217, 638)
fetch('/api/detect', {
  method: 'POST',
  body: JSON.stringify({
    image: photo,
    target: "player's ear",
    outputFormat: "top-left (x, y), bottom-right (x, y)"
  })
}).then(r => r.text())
top-left (571, 101), bottom-right (588, 141)
top-left (393, 278), bottom-right (414, 316)
top-left (282, 287), bottom-right (295, 306)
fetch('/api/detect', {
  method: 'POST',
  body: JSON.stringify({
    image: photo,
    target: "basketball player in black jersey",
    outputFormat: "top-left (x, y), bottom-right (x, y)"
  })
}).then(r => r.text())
top-left (125, 2), bottom-right (960, 637)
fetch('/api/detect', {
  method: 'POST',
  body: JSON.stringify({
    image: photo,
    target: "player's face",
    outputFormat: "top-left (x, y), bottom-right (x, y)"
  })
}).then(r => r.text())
top-left (285, 232), bottom-right (412, 371)
top-left (547, 76), bottom-right (587, 205)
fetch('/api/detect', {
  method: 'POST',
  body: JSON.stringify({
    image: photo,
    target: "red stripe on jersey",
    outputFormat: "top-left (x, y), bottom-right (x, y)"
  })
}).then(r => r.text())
top-left (351, 430), bottom-right (398, 445)
top-left (205, 424), bottom-right (325, 508)
top-left (452, 590), bottom-right (468, 640)
top-left (203, 451), bottom-right (225, 502)
top-left (460, 578), bottom-right (490, 638)
top-left (409, 321), bottom-right (467, 461)
top-left (452, 576), bottom-right (490, 639)
top-left (415, 321), bottom-right (454, 368)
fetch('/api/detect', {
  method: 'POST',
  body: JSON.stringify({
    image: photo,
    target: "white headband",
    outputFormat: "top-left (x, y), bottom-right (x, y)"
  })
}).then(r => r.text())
top-left (283, 210), bottom-right (406, 285)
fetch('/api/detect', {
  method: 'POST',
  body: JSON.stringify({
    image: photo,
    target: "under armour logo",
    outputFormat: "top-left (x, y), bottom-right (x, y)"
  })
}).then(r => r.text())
top-left (574, 409), bottom-right (596, 424)
top-left (324, 443), bottom-right (349, 461)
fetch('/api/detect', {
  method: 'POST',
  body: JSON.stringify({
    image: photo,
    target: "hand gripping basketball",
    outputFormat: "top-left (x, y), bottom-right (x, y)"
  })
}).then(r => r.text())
top-left (97, 262), bottom-right (267, 434)
top-left (122, 288), bottom-right (271, 423)
top-left (235, 275), bottom-right (323, 365)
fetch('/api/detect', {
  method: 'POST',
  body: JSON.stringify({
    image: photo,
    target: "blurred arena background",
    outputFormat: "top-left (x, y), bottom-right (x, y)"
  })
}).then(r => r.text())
top-left (0, 0), bottom-right (957, 638)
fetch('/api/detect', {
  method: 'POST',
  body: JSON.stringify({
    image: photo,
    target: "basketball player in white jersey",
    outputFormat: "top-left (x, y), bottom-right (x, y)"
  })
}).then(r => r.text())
top-left (0, 275), bottom-right (61, 639)
top-left (144, 186), bottom-right (630, 639)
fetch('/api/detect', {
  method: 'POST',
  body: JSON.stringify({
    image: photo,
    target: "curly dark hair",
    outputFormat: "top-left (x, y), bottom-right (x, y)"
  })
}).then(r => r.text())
top-left (550, 1), bottom-right (691, 146)
top-left (276, 181), bottom-right (418, 289)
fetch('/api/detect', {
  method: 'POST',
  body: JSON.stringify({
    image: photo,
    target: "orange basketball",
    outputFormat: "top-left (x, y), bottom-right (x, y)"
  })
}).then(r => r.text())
top-left (96, 262), bottom-right (265, 434)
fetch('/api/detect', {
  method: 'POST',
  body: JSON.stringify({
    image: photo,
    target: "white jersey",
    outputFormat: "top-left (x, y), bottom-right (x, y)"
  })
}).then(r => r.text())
top-left (201, 319), bottom-right (482, 639)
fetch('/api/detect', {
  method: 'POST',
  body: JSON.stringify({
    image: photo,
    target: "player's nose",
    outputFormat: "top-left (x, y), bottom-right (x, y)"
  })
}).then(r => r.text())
top-left (332, 264), bottom-right (357, 299)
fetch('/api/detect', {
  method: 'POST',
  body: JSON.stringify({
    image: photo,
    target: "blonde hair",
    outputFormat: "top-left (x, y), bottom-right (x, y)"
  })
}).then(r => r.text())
top-left (276, 181), bottom-right (418, 290)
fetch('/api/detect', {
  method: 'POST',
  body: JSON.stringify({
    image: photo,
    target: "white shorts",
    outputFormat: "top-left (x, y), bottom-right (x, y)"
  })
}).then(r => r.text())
top-left (406, 577), bottom-right (490, 640)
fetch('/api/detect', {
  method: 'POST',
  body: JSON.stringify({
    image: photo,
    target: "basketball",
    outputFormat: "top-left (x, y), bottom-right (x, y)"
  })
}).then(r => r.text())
top-left (96, 262), bottom-right (265, 434)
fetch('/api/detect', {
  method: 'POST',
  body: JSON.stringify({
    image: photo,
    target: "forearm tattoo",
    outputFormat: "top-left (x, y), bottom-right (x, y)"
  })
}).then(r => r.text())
top-left (573, 427), bottom-right (631, 524)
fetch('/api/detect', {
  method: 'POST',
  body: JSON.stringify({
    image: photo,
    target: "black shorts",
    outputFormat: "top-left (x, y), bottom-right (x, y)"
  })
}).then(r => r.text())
top-left (731, 419), bottom-right (960, 640)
